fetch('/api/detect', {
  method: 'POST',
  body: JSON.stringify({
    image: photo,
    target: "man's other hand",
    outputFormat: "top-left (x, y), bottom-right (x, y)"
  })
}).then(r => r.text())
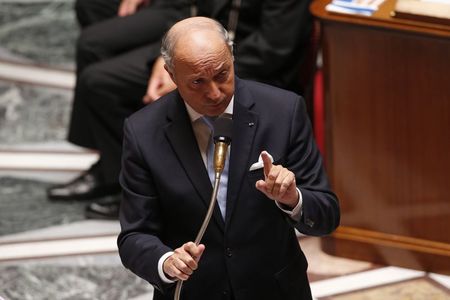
top-left (163, 242), bottom-right (205, 281)
top-left (143, 56), bottom-right (177, 103)
top-left (118, 0), bottom-right (150, 17)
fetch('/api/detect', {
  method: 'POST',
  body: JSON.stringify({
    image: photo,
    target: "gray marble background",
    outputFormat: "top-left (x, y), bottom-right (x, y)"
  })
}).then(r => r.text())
top-left (0, 0), bottom-right (77, 145)
top-left (0, 1), bottom-right (94, 235)
top-left (0, 177), bottom-right (86, 235)
top-left (0, 81), bottom-right (72, 145)
top-left (0, 255), bottom-right (153, 300)
top-left (0, 0), bottom-right (78, 69)
top-left (0, 3), bottom-right (154, 298)
top-left (0, 4), bottom-right (152, 298)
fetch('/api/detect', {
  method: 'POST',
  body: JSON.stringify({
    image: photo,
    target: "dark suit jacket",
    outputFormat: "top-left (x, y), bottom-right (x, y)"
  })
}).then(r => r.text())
top-left (118, 78), bottom-right (339, 300)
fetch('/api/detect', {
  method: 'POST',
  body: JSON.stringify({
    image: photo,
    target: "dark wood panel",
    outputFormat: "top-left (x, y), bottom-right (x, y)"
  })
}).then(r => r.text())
top-left (324, 23), bottom-right (450, 242)
top-left (311, 0), bottom-right (450, 273)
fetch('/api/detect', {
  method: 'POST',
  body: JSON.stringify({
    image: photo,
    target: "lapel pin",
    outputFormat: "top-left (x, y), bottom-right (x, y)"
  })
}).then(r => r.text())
top-left (248, 122), bottom-right (254, 127)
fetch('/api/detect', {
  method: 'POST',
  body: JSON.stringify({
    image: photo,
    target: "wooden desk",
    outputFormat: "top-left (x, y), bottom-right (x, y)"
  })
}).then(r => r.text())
top-left (311, 0), bottom-right (450, 274)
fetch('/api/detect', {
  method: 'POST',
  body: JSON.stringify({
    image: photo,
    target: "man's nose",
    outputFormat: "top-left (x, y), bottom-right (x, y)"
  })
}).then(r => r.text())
top-left (206, 82), bottom-right (221, 100)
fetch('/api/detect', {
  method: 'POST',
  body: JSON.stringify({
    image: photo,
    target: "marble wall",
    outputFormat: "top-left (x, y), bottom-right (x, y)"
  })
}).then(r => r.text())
top-left (0, 81), bottom-right (72, 145)
top-left (0, 0), bottom-right (78, 69)
top-left (0, 5), bottom-right (154, 299)
top-left (0, 1), bottom-right (82, 235)
top-left (0, 0), bottom-right (77, 145)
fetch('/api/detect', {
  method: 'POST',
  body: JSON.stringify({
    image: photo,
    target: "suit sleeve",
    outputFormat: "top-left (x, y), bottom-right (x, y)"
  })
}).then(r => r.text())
top-left (287, 96), bottom-right (340, 236)
top-left (233, 0), bottom-right (312, 81)
top-left (117, 118), bottom-right (173, 293)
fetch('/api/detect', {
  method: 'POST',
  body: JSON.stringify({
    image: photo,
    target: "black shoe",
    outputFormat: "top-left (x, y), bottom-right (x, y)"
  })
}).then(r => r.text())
top-left (85, 197), bottom-right (120, 220)
top-left (47, 172), bottom-right (120, 200)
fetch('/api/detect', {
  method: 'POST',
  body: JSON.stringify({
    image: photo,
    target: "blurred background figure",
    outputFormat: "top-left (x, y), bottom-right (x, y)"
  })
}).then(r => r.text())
top-left (46, 0), bottom-right (186, 217)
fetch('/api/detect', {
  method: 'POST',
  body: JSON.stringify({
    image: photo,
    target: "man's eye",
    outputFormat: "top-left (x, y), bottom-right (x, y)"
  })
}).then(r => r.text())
top-left (192, 79), bottom-right (203, 85)
top-left (216, 71), bottom-right (228, 80)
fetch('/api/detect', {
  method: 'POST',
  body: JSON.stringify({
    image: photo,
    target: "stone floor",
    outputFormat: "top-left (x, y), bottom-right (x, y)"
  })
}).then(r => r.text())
top-left (0, 1), bottom-right (449, 299)
top-left (0, 257), bottom-right (152, 300)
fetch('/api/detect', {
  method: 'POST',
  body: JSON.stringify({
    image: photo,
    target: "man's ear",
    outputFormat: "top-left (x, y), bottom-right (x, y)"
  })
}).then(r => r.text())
top-left (164, 64), bottom-right (176, 84)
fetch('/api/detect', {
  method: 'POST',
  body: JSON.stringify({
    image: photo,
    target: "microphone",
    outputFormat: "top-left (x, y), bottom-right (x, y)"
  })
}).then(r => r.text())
top-left (213, 113), bottom-right (233, 175)
top-left (174, 113), bottom-right (232, 300)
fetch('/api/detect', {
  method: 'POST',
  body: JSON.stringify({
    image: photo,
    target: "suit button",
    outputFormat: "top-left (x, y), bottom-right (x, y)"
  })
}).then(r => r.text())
top-left (225, 247), bottom-right (232, 257)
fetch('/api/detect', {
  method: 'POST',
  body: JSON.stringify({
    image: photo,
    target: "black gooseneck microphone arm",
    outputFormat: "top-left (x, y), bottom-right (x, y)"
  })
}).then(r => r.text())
top-left (174, 113), bottom-right (233, 300)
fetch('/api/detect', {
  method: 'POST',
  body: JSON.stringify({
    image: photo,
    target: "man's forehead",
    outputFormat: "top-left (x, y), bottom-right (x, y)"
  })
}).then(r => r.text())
top-left (174, 28), bottom-right (229, 57)
top-left (188, 60), bottom-right (231, 77)
top-left (175, 49), bottom-right (232, 70)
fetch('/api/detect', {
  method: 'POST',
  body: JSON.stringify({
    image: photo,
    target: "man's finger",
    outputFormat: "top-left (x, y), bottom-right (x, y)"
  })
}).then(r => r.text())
top-left (184, 243), bottom-right (205, 262)
top-left (164, 256), bottom-right (189, 281)
top-left (261, 151), bottom-right (273, 177)
top-left (276, 171), bottom-right (294, 198)
top-left (255, 180), bottom-right (269, 197)
top-left (174, 257), bottom-right (193, 275)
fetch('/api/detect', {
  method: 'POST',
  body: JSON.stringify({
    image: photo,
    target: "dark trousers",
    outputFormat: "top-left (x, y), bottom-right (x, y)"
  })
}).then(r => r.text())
top-left (68, 0), bottom-right (183, 184)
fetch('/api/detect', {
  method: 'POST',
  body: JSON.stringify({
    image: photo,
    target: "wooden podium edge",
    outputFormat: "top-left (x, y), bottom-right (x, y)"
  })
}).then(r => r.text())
top-left (328, 226), bottom-right (450, 257)
top-left (310, 0), bottom-right (450, 38)
top-left (393, 11), bottom-right (450, 27)
top-left (321, 226), bottom-right (450, 274)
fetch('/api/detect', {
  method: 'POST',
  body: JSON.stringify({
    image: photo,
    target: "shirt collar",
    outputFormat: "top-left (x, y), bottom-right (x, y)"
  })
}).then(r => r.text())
top-left (184, 96), bottom-right (234, 123)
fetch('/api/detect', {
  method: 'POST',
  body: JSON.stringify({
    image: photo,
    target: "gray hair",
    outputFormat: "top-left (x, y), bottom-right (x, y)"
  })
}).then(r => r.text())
top-left (161, 18), bottom-right (234, 71)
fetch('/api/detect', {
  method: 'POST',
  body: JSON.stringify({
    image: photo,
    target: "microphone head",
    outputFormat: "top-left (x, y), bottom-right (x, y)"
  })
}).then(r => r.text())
top-left (213, 113), bottom-right (233, 144)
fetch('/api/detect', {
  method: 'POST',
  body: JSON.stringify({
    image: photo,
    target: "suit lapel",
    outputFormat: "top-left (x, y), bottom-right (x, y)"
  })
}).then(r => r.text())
top-left (165, 95), bottom-right (225, 231)
top-left (226, 79), bottom-right (258, 226)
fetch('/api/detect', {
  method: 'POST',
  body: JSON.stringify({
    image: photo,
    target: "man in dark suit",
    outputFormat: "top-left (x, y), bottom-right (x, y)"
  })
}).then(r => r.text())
top-left (47, 0), bottom-right (314, 220)
top-left (118, 17), bottom-right (339, 300)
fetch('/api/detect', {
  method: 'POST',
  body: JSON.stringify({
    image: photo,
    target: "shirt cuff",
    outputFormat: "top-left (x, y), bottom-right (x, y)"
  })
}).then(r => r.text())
top-left (158, 251), bottom-right (176, 284)
top-left (275, 187), bottom-right (303, 220)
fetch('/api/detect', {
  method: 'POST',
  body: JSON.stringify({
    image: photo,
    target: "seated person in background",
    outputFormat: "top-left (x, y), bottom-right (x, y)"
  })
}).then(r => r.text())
top-left (47, 0), bottom-right (314, 220)
top-left (47, 0), bottom-right (185, 209)
top-left (117, 16), bottom-right (339, 300)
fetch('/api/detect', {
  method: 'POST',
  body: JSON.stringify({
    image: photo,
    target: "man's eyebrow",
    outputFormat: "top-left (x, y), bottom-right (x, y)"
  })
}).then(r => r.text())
top-left (187, 63), bottom-right (229, 80)
top-left (214, 61), bottom-right (226, 71)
